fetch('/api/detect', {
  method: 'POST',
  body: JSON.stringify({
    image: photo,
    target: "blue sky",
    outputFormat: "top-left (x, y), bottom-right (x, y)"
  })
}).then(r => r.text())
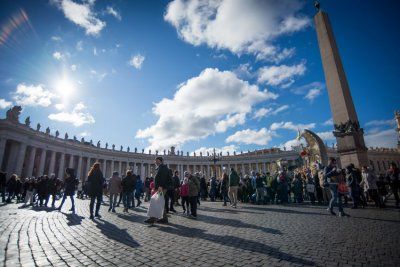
top-left (0, 0), bottom-right (399, 154)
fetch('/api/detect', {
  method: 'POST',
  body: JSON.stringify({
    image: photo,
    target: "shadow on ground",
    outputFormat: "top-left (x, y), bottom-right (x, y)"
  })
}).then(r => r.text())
top-left (157, 223), bottom-right (314, 266)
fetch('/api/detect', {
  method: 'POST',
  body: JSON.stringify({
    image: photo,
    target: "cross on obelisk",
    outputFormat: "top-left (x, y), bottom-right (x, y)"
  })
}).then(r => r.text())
top-left (314, 3), bottom-right (368, 168)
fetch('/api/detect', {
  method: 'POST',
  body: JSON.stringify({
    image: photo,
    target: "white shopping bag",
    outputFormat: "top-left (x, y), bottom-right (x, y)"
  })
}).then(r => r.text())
top-left (147, 191), bottom-right (165, 219)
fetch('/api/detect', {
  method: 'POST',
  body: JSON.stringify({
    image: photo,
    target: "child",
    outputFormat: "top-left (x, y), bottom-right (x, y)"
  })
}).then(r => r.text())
top-left (180, 177), bottom-right (189, 215)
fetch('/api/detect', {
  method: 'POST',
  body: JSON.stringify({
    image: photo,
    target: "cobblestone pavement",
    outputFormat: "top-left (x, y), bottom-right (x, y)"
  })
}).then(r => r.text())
top-left (1, 197), bottom-right (399, 267)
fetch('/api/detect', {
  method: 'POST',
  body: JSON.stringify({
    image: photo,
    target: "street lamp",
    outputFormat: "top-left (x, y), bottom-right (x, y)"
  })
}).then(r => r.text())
top-left (208, 148), bottom-right (221, 178)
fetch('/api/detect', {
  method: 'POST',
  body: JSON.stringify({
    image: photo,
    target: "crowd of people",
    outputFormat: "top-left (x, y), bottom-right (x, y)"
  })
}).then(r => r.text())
top-left (0, 156), bottom-right (399, 223)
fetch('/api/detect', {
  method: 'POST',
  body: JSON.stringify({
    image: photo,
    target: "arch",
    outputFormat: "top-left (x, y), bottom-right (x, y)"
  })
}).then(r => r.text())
top-left (298, 129), bottom-right (329, 166)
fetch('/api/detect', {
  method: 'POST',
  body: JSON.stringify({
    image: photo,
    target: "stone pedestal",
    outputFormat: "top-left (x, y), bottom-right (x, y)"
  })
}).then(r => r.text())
top-left (314, 10), bottom-right (368, 168)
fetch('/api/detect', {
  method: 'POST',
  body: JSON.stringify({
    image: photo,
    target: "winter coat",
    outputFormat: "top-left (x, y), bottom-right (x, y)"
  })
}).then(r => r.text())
top-left (188, 175), bottom-right (200, 197)
top-left (87, 169), bottom-right (104, 196)
top-left (108, 176), bottom-right (122, 194)
top-left (180, 178), bottom-right (189, 197)
top-left (121, 174), bottom-right (136, 193)
top-left (154, 164), bottom-right (171, 190)
top-left (229, 170), bottom-right (240, 187)
top-left (63, 175), bottom-right (77, 196)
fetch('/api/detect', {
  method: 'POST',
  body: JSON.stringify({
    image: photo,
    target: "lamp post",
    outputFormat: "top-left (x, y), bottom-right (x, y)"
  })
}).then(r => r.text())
top-left (208, 148), bottom-right (221, 178)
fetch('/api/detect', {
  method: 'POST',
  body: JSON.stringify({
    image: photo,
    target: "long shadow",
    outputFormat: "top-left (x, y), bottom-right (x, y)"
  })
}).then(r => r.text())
top-left (199, 206), bottom-right (264, 215)
top-left (197, 213), bottom-right (282, 235)
top-left (62, 212), bottom-right (84, 226)
top-left (95, 219), bottom-right (140, 248)
top-left (243, 205), bottom-right (328, 216)
top-left (116, 213), bottom-right (147, 224)
top-left (157, 223), bottom-right (314, 266)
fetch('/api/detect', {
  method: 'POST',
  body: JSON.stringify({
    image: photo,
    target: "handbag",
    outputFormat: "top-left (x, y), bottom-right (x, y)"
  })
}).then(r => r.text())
top-left (338, 182), bottom-right (349, 194)
top-left (147, 191), bottom-right (165, 219)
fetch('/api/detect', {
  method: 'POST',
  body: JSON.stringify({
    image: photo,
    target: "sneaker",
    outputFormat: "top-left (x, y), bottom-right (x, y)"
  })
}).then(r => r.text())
top-left (89, 215), bottom-right (94, 220)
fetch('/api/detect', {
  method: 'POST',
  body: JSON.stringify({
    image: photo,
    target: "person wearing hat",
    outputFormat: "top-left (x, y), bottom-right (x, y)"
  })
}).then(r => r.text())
top-left (56, 168), bottom-right (77, 213)
top-left (108, 171), bottom-right (122, 212)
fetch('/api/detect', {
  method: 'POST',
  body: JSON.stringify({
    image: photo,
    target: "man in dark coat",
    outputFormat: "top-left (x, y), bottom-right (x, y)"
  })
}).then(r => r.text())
top-left (121, 171), bottom-right (136, 212)
top-left (145, 156), bottom-right (171, 224)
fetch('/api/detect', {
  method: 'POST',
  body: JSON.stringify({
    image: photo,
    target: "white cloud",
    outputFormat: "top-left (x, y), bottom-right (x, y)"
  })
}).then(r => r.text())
top-left (322, 118), bottom-right (333, 126)
top-left (365, 119), bottom-right (395, 127)
top-left (106, 6), bottom-right (121, 20)
top-left (48, 102), bottom-right (95, 127)
top-left (253, 104), bottom-right (289, 120)
top-left (128, 54), bottom-right (145, 69)
top-left (226, 128), bottom-right (275, 146)
top-left (51, 36), bottom-right (62, 41)
top-left (79, 131), bottom-right (91, 137)
top-left (57, 0), bottom-right (106, 36)
top-left (53, 51), bottom-right (63, 60)
top-left (54, 103), bottom-right (65, 110)
top-left (270, 121), bottom-right (315, 132)
top-left (279, 138), bottom-right (306, 151)
top-left (76, 40), bottom-right (83, 51)
top-left (13, 84), bottom-right (56, 107)
top-left (304, 88), bottom-right (321, 101)
top-left (316, 131), bottom-right (335, 141)
top-left (70, 64), bottom-right (77, 71)
top-left (164, 0), bottom-right (309, 61)
top-left (365, 129), bottom-right (397, 148)
top-left (193, 145), bottom-right (238, 156)
top-left (0, 99), bottom-right (12, 109)
top-left (136, 68), bottom-right (277, 151)
top-left (257, 62), bottom-right (306, 88)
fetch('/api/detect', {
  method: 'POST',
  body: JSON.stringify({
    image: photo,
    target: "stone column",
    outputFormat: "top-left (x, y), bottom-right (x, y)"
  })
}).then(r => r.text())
top-left (242, 163), bottom-right (245, 174)
top-left (77, 156), bottom-right (83, 180)
top-left (111, 160), bottom-right (115, 173)
top-left (140, 163), bottom-right (145, 179)
top-left (58, 153), bottom-right (65, 179)
top-left (38, 149), bottom-right (47, 176)
top-left (207, 165), bottom-right (210, 178)
top-left (15, 142), bottom-right (27, 177)
top-left (263, 162), bottom-right (266, 173)
top-left (102, 159), bottom-right (107, 176)
top-left (68, 154), bottom-right (74, 168)
top-left (48, 151), bottom-right (56, 175)
top-left (0, 138), bottom-right (7, 170)
top-left (26, 147), bottom-right (37, 177)
top-left (86, 157), bottom-right (91, 176)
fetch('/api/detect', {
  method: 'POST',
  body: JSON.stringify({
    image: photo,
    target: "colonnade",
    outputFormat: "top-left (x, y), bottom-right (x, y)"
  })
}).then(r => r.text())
top-left (0, 137), bottom-right (286, 181)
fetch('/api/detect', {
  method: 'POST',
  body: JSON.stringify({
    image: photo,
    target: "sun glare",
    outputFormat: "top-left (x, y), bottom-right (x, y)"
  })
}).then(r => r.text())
top-left (55, 77), bottom-right (76, 98)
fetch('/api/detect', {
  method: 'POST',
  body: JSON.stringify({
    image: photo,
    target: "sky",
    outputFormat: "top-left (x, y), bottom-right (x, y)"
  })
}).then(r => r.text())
top-left (0, 0), bottom-right (399, 155)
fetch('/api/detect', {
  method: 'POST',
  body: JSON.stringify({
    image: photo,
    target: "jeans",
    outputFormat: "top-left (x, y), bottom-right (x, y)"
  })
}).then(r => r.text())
top-left (228, 186), bottom-right (238, 206)
top-left (189, 196), bottom-right (198, 217)
top-left (90, 193), bottom-right (102, 215)
top-left (181, 196), bottom-right (189, 211)
top-left (256, 187), bottom-right (264, 204)
top-left (221, 190), bottom-right (229, 205)
top-left (165, 189), bottom-right (175, 212)
top-left (45, 193), bottom-right (57, 207)
top-left (109, 193), bottom-right (118, 210)
top-left (59, 193), bottom-right (75, 211)
top-left (329, 184), bottom-right (343, 213)
top-left (122, 191), bottom-right (133, 209)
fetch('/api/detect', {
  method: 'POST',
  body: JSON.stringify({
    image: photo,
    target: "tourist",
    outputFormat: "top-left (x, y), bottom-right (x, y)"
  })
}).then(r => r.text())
top-left (188, 171), bottom-right (200, 218)
top-left (324, 158), bottom-right (346, 216)
top-left (376, 174), bottom-right (388, 208)
top-left (228, 168), bottom-right (240, 208)
top-left (346, 165), bottom-right (362, 209)
top-left (77, 180), bottom-right (83, 199)
top-left (220, 172), bottom-right (229, 206)
top-left (266, 172), bottom-right (276, 204)
top-left (172, 171), bottom-right (180, 206)
top-left (56, 168), bottom-right (77, 213)
top-left (361, 166), bottom-right (379, 207)
top-left (0, 172), bottom-right (6, 203)
top-left (135, 175), bottom-right (143, 207)
top-left (121, 170), bottom-right (136, 213)
top-left (37, 175), bottom-right (49, 207)
top-left (386, 162), bottom-right (399, 208)
top-left (45, 174), bottom-right (58, 208)
top-left (165, 169), bottom-right (177, 213)
top-left (144, 177), bottom-right (151, 202)
top-left (180, 174), bottom-right (190, 215)
top-left (255, 173), bottom-right (264, 205)
top-left (6, 174), bottom-right (19, 203)
top-left (292, 172), bottom-right (303, 203)
top-left (144, 156), bottom-right (171, 224)
top-left (277, 171), bottom-right (288, 204)
top-left (209, 175), bottom-right (217, 202)
top-left (108, 171), bottom-right (121, 212)
top-left (87, 163), bottom-right (104, 219)
top-left (200, 174), bottom-right (207, 200)
top-left (23, 177), bottom-right (35, 206)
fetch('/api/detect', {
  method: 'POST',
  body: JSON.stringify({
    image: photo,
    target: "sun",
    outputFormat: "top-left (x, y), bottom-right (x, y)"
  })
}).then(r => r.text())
top-left (55, 77), bottom-right (76, 98)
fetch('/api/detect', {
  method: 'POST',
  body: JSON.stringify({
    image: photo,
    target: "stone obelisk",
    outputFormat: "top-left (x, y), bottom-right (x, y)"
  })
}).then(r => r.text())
top-left (314, 6), bottom-right (368, 168)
